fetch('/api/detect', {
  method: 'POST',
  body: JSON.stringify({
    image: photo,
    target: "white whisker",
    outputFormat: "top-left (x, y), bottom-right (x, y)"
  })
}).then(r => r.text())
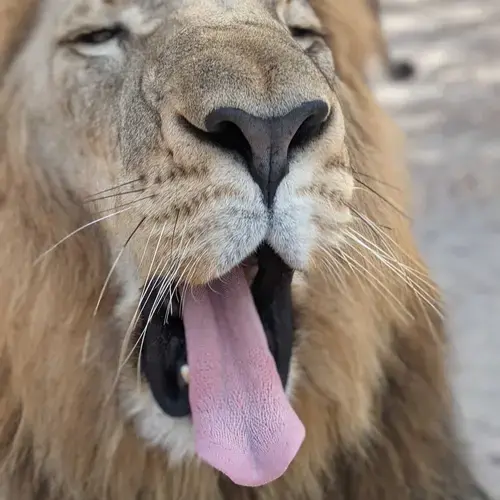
top-left (344, 228), bottom-right (442, 318)
top-left (325, 241), bottom-right (412, 322)
top-left (33, 207), bottom-right (133, 265)
top-left (82, 217), bottom-right (146, 364)
top-left (113, 221), bottom-right (167, 391)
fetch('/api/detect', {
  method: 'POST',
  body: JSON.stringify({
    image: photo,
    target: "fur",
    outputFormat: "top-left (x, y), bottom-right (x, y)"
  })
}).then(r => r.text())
top-left (0, 0), bottom-right (486, 499)
top-left (309, 0), bottom-right (415, 81)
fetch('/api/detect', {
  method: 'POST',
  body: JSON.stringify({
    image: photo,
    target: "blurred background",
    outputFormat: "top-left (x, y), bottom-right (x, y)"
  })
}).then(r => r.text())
top-left (374, 0), bottom-right (500, 496)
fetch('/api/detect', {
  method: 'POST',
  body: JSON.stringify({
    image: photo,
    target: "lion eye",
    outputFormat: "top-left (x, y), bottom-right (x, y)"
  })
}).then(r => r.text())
top-left (289, 26), bottom-right (322, 38)
top-left (69, 25), bottom-right (126, 45)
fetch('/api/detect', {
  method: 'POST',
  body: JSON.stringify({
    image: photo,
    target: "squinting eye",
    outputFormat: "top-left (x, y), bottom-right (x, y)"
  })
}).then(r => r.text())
top-left (68, 25), bottom-right (126, 45)
top-left (289, 27), bottom-right (321, 38)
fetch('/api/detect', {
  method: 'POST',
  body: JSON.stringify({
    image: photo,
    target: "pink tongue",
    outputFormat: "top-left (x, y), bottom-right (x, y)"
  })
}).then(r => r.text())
top-left (182, 267), bottom-right (305, 487)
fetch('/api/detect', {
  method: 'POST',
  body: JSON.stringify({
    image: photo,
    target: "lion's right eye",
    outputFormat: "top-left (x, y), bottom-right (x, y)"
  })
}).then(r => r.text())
top-left (61, 24), bottom-right (129, 58)
top-left (68, 25), bottom-right (126, 45)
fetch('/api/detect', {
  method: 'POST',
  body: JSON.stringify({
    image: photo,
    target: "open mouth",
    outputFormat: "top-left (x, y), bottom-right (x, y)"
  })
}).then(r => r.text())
top-left (138, 244), bottom-right (305, 487)
top-left (139, 244), bottom-right (294, 418)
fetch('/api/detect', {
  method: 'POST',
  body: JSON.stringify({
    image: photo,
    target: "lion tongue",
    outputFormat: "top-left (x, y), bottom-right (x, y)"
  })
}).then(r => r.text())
top-left (182, 267), bottom-right (305, 487)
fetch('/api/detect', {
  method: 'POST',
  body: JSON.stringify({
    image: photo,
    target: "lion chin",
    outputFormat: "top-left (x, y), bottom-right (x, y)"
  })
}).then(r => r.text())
top-left (0, 0), bottom-right (490, 498)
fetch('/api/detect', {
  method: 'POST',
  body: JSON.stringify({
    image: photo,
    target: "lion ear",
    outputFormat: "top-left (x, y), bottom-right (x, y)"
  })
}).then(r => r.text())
top-left (0, 0), bottom-right (38, 76)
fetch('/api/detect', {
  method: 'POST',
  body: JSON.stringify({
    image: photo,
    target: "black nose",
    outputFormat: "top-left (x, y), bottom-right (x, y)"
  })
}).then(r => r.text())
top-left (205, 100), bottom-right (329, 206)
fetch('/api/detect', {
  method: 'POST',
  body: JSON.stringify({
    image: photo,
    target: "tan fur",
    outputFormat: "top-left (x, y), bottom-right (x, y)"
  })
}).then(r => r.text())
top-left (307, 0), bottom-right (389, 79)
top-left (0, 0), bottom-right (484, 499)
top-left (0, 0), bottom-right (38, 77)
top-left (310, 0), bottom-right (415, 81)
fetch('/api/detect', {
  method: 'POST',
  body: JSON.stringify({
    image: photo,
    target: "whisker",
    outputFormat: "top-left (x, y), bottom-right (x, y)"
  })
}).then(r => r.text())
top-left (133, 233), bottom-right (212, 388)
top-left (83, 178), bottom-right (142, 201)
top-left (134, 242), bottom-right (197, 388)
top-left (116, 222), bottom-right (168, 378)
top-left (343, 236), bottom-right (441, 327)
top-left (145, 250), bottom-right (185, 327)
top-left (179, 247), bottom-right (213, 315)
top-left (142, 228), bottom-right (199, 330)
top-left (347, 203), bottom-right (393, 231)
top-left (111, 221), bottom-right (159, 369)
top-left (135, 253), bottom-right (195, 387)
top-left (116, 220), bottom-right (158, 350)
top-left (348, 219), bottom-right (435, 288)
top-left (137, 222), bottom-right (158, 276)
top-left (167, 236), bottom-right (211, 320)
top-left (352, 171), bottom-right (402, 192)
top-left (33, 206), bottom-right (133, 265)
top-left (134, 226), bottom-right (194, 325)
top-left (84, 188), bottom-right (146, 204)
top-left (318, 240), bottom-right (372, 292)
top-left (337, 242), bottom-right (410, 320)
top-left (114, 224), bottom-right (193, 389)
top-left (351, 209), bottom-right (431, 281)
top-left (344, 229), bottom-right (442, 318)
top-left (137, 225), bottom-right (169, 306)
top-left (355, 178), bottom-right (410, 221)
top-left (93, 195), bottom-right (155, 215)
top-left (333, 242), bottom-right (412, 321)
top-left (156, 253), bottom-right (188, 321)
top-left (82, 217), bottom-right (146, 364)
top-left (315, 243), bottom-right (348, 293)
top-left (164, 211), bottom-right (181, 323)
top-left (346, 224), bottom-right (436, 289)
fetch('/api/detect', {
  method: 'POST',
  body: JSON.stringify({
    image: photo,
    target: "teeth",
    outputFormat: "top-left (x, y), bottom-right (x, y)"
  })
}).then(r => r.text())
top-left (180, 364), bottom-right (190, 385)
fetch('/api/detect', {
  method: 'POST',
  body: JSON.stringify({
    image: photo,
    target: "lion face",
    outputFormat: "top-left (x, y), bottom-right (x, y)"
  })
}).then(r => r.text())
top-left (7, 0), bottom-right (358, 488)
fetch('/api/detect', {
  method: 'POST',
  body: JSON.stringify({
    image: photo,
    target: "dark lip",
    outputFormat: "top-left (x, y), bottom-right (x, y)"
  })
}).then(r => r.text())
top-left (250, 245), bottom-right (294, 389)
top-left (138, 244), bottom-right (295, 419)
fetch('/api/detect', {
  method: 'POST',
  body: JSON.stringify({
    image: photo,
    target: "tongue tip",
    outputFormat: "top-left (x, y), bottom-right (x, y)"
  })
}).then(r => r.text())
top-left (198, 418), bottom-right (306, 488)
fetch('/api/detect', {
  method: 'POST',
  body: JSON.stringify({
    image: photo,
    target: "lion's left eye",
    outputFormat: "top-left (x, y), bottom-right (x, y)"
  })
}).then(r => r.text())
top-left (289, 26), bottom-right (323, 38)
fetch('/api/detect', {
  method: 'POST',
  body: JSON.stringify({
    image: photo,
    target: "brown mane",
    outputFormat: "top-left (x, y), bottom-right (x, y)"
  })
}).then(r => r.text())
top-left (0, 0), bottom-right (486, 499)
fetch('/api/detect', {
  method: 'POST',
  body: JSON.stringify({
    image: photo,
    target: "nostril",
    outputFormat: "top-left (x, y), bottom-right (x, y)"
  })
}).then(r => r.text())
top-left (289, 101), bottom-right (330, 152)
top-left (178, 115), bottom-right (254, 165)
top-left (204, 120), bottom-right (253, 165)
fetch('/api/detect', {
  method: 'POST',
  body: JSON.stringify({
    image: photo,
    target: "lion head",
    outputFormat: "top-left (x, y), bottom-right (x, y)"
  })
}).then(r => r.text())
top-left (0, 0), bottom-right (483, 499)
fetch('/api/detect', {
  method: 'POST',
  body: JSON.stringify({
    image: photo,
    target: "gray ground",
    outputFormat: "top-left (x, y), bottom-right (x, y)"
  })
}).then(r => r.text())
top-left (374, 0), bottom-right (500, 497)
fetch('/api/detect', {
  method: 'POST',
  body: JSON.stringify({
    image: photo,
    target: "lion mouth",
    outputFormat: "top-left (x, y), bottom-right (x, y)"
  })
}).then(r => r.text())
top-left (138, 244), bottom-right (305, 487)
top-left (139, 245), bottom-right (294, 418)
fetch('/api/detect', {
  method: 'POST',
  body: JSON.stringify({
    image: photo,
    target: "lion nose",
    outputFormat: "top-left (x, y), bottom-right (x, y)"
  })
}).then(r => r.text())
top-left (205, 100), bottom-right (329, 206)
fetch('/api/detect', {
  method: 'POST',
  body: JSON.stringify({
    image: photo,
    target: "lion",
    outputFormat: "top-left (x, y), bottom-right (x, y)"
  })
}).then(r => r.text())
top-left (0, 0), bottom-right (489, 499)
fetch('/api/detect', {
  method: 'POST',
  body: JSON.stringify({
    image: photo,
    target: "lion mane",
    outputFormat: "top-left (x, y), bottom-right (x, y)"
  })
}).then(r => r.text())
top-left (0, 0), bottom-right (486, 499)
